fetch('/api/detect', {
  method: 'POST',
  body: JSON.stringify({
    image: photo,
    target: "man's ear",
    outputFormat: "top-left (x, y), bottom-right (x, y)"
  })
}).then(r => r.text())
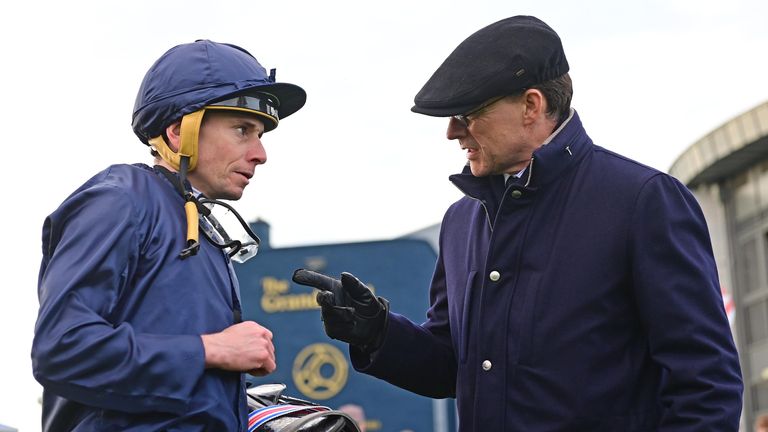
top-left (521, 89), bottom-right (545, 124)
top-left (164, 121), bottom-right (182, 152)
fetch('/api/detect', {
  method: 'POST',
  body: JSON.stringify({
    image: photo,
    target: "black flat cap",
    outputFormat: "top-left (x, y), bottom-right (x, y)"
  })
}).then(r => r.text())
top-left (412, 16), bottom-right (569, 117)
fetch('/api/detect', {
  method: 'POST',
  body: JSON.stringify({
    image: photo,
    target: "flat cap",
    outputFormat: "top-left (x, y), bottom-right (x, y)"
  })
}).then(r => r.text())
top-left (412, 16), bottom-right (569, 117)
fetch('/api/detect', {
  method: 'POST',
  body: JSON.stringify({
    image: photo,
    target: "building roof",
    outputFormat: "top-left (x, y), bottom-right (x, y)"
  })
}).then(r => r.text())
top-left (669, 101), bottom-right (768, 187)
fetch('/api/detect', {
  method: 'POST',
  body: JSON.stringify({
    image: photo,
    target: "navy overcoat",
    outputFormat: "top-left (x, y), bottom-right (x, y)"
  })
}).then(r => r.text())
top-left (353, 111), bottom-right (743, 431)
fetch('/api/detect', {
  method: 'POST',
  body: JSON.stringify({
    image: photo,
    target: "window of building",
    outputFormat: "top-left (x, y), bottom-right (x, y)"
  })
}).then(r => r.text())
top-left (753, 382), bottom-right (768, 413)
top-left (733, 173), bottom-right (760, 223)
top-left (739, 237), bottom-right (759, 295)
top-left (746, 299), bottom-right (768, 345)
top-left (760, 160), bottom-right (768, 213)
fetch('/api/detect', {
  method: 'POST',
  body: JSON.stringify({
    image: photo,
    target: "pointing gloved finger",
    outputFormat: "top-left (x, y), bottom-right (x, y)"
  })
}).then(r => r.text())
top-left (292, 269), bottom-right (341, 293)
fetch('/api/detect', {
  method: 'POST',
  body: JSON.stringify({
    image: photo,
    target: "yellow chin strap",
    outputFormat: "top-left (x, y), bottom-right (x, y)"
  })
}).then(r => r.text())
top-left (148, 109), bottom-right (206, 172)
top-left (148, 109), bottom-right (207, 259)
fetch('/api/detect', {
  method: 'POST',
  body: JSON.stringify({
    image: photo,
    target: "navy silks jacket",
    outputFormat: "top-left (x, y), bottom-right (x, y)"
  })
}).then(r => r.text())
top-left (32, 164), bottom-right (248, 431)
top-left (353, 111), bottom-right (743, 431)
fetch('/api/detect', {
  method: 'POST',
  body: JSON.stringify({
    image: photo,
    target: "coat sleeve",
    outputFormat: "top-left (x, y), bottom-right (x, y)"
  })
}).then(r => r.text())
top-left (350, 242), bottom-right (457, 398)
top-left (630, 174), bottom-right (743, 430)
top-left (32, 182), bottom-right (205, 415)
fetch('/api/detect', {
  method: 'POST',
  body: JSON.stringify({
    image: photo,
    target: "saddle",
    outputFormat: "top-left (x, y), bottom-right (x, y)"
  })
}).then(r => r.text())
top-left (247, 384), bottom-right (360, 432)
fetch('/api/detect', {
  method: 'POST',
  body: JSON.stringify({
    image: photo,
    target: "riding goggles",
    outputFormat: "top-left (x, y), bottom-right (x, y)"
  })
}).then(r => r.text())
top-left (198, 198), bottom-right (261, 263)
top-left (207, 93), bottom-right (280, 128)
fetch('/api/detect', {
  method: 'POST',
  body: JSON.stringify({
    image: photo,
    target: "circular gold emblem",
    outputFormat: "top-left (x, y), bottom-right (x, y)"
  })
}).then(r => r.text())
top-left (292, 343), bottom-right (348, 399)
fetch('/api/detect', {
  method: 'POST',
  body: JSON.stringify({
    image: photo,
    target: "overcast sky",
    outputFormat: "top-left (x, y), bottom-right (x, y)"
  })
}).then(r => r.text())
top-left (2, 0), bottom-right (767, 429)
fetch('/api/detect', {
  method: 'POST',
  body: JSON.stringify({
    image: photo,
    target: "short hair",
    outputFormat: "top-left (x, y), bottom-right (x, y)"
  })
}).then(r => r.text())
top-left (531, 72), bottom-right (572, 124)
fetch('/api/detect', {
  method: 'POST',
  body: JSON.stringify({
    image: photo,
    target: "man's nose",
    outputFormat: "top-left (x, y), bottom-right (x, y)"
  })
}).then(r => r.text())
top-left (248, 138), bottom-right (267, 165)
top-left (447, 117), bottom-right (468, 140)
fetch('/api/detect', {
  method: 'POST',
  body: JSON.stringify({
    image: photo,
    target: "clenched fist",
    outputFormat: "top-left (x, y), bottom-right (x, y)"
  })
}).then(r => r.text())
top-left (201, 321), bottom-right (276, 376)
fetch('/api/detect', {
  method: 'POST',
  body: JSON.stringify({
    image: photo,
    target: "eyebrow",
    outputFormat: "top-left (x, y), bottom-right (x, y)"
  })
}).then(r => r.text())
top-left (227, 115), bottom-right (265, 133)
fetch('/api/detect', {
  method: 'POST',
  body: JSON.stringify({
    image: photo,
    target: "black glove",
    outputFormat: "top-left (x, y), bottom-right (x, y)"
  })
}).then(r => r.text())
top-left (292, 269), bottom-right (388, 352)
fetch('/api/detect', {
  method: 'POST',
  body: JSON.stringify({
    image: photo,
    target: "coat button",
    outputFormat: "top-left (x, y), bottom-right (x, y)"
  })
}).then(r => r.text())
top-left (510, 189), bottom-right (523, 198)
top-left (489, 271), bottom-right (500, 281)
top-left (482, 360), bottom-right (492, 371)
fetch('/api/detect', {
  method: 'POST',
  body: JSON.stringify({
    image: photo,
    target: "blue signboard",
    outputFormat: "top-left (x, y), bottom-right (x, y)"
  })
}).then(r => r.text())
top-left (235, 224), bottom-right (454, 431)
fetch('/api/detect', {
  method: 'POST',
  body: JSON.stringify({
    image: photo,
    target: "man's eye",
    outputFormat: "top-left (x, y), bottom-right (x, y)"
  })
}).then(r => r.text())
top-left (235, 126), bottom-right (247, 136)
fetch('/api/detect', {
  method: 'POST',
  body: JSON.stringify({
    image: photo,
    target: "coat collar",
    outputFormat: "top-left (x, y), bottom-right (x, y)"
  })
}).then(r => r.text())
top-left (449, 109), bottom-right (591, 200)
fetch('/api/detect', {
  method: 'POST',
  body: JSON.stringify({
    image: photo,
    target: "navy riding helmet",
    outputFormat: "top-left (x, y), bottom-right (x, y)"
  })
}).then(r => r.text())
top-left (131, 39), bottom-right (306, 172)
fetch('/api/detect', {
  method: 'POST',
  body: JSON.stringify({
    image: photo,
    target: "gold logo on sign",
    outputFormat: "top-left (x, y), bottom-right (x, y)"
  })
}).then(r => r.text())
top-left (292, 343), bottom-right (348, 400)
